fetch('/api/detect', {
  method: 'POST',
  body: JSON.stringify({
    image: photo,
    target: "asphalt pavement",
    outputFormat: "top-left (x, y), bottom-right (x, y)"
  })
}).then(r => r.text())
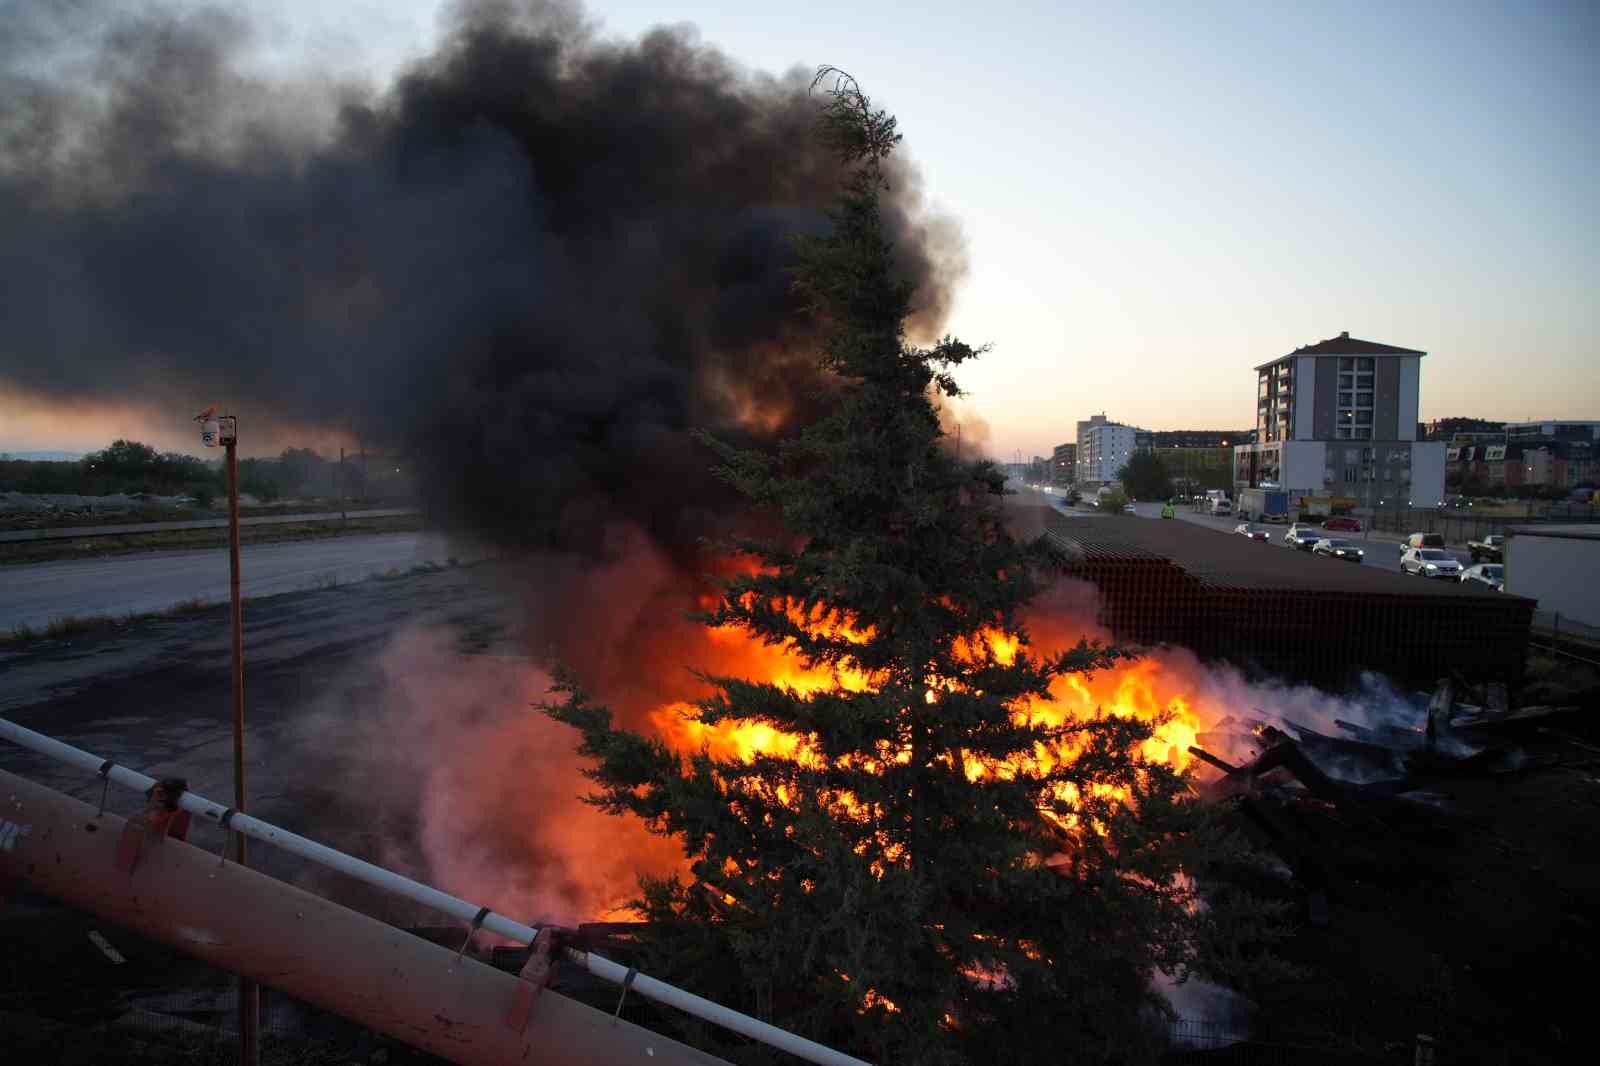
top-left (1123, 500), bottom-right (1474, 576)
top-left (1, 532), bottom-right (436, 631)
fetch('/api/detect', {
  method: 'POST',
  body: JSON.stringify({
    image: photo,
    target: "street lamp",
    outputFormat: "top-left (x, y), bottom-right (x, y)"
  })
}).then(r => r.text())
top-left (195, 407), bottom-right (258, 1066)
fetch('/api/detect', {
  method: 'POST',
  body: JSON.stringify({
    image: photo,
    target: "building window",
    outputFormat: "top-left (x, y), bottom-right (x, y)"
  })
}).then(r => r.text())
top-left (1339, 357), bottom-right (1355, 371)
top-left (1344, 465), bottom-right (1360, 482)
top-left (1339, 392), bottom-right (1353, 407)
top-left (1358, 358), bottom-right (1374, 370)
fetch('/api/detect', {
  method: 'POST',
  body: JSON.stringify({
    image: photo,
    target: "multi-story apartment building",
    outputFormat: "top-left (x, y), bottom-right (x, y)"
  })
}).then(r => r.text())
top-left (1234, 332), bottom-right (1447, 507)
top-left (1077, 416), bottom-right (1139, 488)
top-left (1051, 443), bottom-right (1077, 487)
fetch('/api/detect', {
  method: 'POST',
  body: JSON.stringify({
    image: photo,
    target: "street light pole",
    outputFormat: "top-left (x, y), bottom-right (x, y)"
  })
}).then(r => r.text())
top-left (199, 409), bottom-right (259, 1066)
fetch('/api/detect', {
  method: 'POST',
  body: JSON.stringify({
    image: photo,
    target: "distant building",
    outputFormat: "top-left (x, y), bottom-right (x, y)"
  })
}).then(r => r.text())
top-left (1143, 430), bottom-right (1250, 450)
top-left (1449, 440), bottom-right (1595, 491)
top-left (1076, 415), bottom-right (1139, 488)
top-left (1051, 442), bottom-right (1076, 487)
top-left (1233, 332), bottom-right (1447, 507)
top-left (1504, 420), bottom-right (1600, 443)
top-left (1426, 417), bottom-right (1505, 441)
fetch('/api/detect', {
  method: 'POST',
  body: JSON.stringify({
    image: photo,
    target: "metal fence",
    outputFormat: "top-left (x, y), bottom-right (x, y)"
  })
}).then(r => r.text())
top-left (7, 979), bottom-right (413, 1066)
top-left (1, 903), bottom-right (438, 1066)
top-left (1369, 503), bottom-right (1597, 544)
top-left (1165, 1020), bottom-right (1417, 1064)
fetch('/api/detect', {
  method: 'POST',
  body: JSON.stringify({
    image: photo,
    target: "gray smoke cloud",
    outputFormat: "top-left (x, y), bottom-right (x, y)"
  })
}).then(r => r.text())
top-left (0, 0), bottom-right (964, 554)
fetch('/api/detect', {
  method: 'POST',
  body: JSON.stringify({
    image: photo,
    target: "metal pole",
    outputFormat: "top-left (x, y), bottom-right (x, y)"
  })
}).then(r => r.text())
top-left (225, 432), bottom-right (259, 1066)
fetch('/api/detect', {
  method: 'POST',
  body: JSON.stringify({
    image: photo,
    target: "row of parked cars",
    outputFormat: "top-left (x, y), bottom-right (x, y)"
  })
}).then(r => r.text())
top-left (1230, 522), bottom-right (1505, 590)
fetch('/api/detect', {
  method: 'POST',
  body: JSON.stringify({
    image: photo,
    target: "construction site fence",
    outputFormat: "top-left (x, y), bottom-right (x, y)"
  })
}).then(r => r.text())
top-left (1165, 1020), bottom-right (1446, 1065)
top-left (1367, 502), bottom-right (1597, 544)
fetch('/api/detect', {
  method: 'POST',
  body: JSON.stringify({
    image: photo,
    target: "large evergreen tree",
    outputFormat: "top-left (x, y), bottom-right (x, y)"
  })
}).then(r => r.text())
top-left (547, 72), bottom-right (1278, 1064)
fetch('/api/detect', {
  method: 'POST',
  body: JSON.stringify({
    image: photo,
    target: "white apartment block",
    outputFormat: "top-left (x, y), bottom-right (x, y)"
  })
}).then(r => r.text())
top-left (1076, 415), bottom-right (1139, 488)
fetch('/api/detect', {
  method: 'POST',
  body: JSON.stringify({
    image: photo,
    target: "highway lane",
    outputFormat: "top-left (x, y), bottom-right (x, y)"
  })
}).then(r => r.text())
top-left (1, 532), bottom-right (435, 631)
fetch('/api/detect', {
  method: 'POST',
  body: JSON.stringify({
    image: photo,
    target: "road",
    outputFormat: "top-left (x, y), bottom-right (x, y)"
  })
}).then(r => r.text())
top-left (1124, 500), bottom-right (1475, 575)
top-left (2, 532), bottom-right (434, 631)
top-left (1019, 486), bottom-right (1476, 577)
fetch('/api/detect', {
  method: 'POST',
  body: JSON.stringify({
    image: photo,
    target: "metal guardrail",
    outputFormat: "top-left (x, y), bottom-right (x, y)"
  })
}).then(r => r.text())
top-left (0, 718), bottom-right (871, 1066)
top-left (0, 508), bottom-right (416, 543)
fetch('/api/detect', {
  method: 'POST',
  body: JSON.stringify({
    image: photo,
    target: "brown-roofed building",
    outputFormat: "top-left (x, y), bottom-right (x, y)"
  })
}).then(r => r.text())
top-left (1233, 332), bottom-right (1448, 516)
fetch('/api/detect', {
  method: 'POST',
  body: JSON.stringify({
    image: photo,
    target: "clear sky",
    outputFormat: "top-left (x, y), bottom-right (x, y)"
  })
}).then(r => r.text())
top-left (5, 0), bottom-right (1596, 461)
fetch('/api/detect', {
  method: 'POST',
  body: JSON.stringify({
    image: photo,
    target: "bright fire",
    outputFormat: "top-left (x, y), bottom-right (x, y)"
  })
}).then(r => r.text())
top-left (646, 589), bottom-right (1210, 832)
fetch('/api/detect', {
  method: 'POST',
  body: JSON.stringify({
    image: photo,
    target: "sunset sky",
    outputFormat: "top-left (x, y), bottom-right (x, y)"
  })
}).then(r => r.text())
top-left (3, 0), bottom-right (1594, 461)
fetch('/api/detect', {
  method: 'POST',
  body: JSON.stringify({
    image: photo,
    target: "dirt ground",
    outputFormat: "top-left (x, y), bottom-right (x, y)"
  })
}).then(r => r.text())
top-left (0, 562), bottom-right (521, 902)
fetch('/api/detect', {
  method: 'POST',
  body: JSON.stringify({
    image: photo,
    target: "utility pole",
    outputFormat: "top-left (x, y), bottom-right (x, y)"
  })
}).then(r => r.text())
top-left (197, 408), bottom-right (259, 1066)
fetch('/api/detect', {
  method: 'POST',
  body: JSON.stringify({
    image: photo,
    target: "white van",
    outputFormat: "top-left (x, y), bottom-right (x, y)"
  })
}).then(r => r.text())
top-left (1209, 497), bottom-right (1233, 516)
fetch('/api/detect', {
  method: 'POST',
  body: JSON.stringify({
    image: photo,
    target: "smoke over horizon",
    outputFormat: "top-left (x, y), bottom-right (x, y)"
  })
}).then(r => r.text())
top-left (1, 0), bottom-right (966, 556)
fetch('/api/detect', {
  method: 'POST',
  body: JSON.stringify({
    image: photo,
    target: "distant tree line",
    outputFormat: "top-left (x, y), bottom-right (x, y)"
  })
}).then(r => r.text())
top-left (0, 441), bottom-right (370, 504)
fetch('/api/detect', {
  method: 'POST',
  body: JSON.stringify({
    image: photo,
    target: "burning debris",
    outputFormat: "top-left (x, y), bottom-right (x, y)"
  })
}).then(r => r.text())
top-left (1184, 677), bottom-right (1590, 936)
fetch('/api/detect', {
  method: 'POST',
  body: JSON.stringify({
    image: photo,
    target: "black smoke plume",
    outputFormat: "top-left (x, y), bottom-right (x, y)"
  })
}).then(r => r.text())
top-left (0, 0), bottom-right (963, 556)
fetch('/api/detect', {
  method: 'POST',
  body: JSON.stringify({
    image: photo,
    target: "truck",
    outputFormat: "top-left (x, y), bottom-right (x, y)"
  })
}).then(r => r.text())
top-left (1467, 534), bottom-right (1504, 563)
top-left (1505, 526), bottom-right (1600, 626)
top-left (1237, 488), bottom-right (1288, 523)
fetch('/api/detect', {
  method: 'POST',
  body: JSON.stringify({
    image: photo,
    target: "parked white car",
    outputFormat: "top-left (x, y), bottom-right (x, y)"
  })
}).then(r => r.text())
top-left (1459, 563), bottom-right (1504, 591)
top-left (1400, 548), bottom-right (1463, 578)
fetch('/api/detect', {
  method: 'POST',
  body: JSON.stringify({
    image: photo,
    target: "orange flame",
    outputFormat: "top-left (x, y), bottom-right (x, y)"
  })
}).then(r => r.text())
top-left (647, 598), bottom-right (1212, 846)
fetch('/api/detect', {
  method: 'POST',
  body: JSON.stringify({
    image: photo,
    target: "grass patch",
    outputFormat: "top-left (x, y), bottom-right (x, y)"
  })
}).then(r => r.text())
top-left (0, 514), bottom-right (421, 567)
top-left (2, 598), bottom-right (221, 648)
top-left (374, 561), bottom-right (446, 582)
